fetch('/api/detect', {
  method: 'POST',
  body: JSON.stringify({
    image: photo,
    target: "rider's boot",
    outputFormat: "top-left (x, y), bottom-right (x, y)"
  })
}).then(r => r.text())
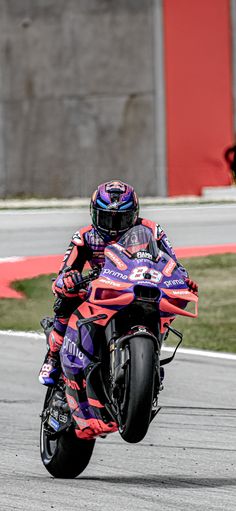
top-left (39, 349), bottom-right (61, 386)
top-left (72, 398), bottom-right (118, 440)
top-left (67, 378), bottom-right (118, 440)
top-left (39, 328), bottom-right (64, 386)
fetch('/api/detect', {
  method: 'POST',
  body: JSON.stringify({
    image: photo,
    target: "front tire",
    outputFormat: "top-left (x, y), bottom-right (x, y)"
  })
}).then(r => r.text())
top-left (119, 336), bottom-right (155, 443)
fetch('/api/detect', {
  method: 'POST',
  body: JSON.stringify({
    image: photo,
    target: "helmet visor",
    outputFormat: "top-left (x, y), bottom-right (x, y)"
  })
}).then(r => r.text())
top-left (93, 208), bottom-right (137, 234)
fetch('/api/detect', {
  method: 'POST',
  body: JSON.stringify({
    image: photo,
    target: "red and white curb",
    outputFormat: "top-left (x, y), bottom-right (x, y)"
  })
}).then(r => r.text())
top-left (1, 244), bottom-right (236, 299)
top-left (0, 254), bottom-right (62, 298)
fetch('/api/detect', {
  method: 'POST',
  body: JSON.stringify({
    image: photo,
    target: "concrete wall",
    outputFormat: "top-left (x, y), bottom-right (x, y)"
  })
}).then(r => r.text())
top-left (0, 0), bottom-right (159, 198)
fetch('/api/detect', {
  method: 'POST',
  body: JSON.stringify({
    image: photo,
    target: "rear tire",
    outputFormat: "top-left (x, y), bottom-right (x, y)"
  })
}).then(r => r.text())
top-left (40, 389), bottom-right (95, 478)
top-left (119, 336), bottom-right (155, 443)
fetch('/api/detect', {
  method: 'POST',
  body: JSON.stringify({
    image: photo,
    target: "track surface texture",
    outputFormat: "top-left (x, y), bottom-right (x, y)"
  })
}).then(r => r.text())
top-left (0, 333), bottom-right (235, 511)
top-left (0, 203), bottom-right (236, 256)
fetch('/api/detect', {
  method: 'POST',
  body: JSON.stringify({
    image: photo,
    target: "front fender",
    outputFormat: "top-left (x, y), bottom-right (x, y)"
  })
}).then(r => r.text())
top-left (115, 326), bottom-right (159, 352)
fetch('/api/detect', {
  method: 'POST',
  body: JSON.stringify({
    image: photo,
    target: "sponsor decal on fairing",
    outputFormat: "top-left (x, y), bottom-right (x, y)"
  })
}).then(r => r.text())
top-left (164, 279), bottom-right (185, 287)
top-left (49, 416), bottom-right (60, 431)
top-left (98, 277), bottom-right (124, 287)
top-left (163, 259), bottom-right (176, 276)
top-left (105, 249), bottom-right (127, 270)
top-left (102, 268), bottom-right (128, 280)
top-left (136, 251), bottom-right (153, 260)
top-left (64, 335), bottom-right (83, 359)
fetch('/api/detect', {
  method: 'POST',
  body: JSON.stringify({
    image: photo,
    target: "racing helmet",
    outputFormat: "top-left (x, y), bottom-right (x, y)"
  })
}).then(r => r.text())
top-left (90, 180), bottom-right (139, 239)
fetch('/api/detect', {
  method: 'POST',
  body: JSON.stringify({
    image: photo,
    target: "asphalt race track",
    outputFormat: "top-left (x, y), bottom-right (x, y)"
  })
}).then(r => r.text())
top-left (0, 332), bottom-right (235, 511)
top-left (0, 203), bottom-right (236, 257)
top-left (0, 203), bottom-right (236, 510)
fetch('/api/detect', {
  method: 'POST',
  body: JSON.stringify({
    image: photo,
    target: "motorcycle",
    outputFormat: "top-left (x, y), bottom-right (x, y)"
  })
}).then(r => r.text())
top-left (40, 224), bottom-right (198, 478)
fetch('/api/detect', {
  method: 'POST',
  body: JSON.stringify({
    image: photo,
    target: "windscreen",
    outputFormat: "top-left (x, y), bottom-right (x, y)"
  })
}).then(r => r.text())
top-left (118, 225), bottom-right (160, 259)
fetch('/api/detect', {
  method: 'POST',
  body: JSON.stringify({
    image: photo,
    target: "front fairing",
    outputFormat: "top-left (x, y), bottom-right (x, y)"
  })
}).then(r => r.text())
top-left (87, 225), bottom-right (189, 311)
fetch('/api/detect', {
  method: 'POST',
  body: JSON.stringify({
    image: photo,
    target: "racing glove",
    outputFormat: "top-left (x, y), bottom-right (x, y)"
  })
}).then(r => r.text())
top-left (62, 269), bottom-right (82, 292)
top-left (185, 278), bottom-right (198, 295)
top-left (53, 269), bottom-right (86, 298)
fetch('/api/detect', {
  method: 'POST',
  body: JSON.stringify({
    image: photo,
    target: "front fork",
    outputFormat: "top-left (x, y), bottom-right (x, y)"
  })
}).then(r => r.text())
top-left (105, 320), bottom-right (162, 408)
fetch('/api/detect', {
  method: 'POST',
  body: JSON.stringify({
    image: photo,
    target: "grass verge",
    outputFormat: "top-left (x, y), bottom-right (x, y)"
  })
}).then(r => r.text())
top-left (0, 275), bottom-right (55, 332)
top-left (1, 253), bottom-right (236, 353)
top-left (168, 253), bottom-right (236, 353)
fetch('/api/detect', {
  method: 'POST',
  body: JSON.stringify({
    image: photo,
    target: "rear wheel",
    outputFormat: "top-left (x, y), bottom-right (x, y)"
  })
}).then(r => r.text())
top-left (118, 336), bottom-right (155, 443)
top-left (40, 388), bottom-right (95, 478)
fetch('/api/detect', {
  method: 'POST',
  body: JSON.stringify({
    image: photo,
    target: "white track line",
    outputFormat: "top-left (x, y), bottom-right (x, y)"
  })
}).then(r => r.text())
top-left (0, 330), bottom-right (44, 339)
top-left (162, 346), bottom-right (236, 361)
top-left (0, 330), bottom-right (235, 361)
top-left (0, 256), bottom-right (25, 263)
top-left (0, 204), bottom-right (236, 215)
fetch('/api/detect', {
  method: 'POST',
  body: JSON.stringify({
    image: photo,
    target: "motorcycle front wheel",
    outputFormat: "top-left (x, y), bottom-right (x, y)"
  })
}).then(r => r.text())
top-left (118, 336), bottom-right (155, 444)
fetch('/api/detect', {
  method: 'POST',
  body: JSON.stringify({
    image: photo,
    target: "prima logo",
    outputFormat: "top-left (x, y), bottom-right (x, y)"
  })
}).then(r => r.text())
top-left (102, 268), bottom-right (128, 280)
top-left (64, 335), bottom-right (83, 359)
top-left (164, 279), bottom-right (185, 287)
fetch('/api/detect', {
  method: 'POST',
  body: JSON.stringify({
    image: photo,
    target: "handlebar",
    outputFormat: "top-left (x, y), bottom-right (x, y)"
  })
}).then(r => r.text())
top-left (61, 266), bottom-right (101, 295)
top-left (79, 267), bottom-right (101, 288)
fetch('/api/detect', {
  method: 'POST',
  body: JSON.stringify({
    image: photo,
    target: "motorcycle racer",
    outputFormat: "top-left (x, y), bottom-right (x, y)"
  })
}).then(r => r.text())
top-left (39, 180), bottom-right (198, 387)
